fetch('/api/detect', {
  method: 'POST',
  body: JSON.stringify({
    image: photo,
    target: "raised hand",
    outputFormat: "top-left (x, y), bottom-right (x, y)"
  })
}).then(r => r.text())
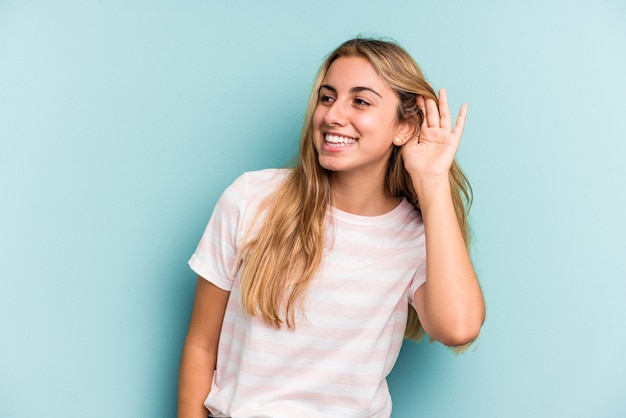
top-left (403, 89), bottom-right (484, 347)
top-left (401, 88), bottom-right (467, 182)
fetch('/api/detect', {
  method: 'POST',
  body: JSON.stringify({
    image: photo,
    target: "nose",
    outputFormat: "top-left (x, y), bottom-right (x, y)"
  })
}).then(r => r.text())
top-left (323, 101), bottom-right (348, 126)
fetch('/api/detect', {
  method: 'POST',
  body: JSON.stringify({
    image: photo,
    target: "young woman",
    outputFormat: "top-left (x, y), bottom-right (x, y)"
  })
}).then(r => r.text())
top-left (178, 37), bottom-right (485, 418)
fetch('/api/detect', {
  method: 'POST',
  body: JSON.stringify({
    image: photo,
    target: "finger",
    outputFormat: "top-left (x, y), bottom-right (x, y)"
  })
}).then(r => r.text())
top-left (439, 88), bottom-right (451, 130)
top-left (425, 96), bottom-right (439, 127)
top-left (452, 103), bottom-right (468, 138)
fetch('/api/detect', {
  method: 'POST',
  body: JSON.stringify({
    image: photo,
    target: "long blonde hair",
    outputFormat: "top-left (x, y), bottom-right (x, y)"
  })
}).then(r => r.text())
top-left (237, 37), bottom-right (472, 345)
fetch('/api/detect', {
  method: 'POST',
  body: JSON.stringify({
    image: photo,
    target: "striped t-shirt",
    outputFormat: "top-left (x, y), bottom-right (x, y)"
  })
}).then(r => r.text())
top-left (189, 169), bottom-right (427, 418)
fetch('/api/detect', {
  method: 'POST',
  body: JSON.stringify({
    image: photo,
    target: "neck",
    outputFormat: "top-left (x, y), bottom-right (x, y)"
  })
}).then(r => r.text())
top-left (328, 170), bottom-right (400, 216)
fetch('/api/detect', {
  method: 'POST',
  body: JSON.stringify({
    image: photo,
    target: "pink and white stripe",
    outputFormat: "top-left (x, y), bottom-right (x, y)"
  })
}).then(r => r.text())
top-left (189, 169), bottom-right (426, 418)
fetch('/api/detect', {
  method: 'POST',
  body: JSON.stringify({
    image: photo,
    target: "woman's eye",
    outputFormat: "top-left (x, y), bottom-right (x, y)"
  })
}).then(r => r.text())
top-left (354, 98), bottom-right (371, 107)
top-left (319, 95), bottom-right (334, 104)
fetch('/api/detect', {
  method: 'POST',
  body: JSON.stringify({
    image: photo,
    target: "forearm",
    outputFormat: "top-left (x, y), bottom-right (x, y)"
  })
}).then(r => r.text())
top-left (414, 176), bottom-right (485, 346)
top-left (178, 278), bottom-right (229, 418)
top-left (177, 344), bottom-right (215, 418)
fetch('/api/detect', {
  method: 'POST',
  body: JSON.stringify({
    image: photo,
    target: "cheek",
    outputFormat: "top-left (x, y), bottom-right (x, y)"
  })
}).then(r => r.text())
top-left (312, 106), bottom-right (325, 128)
top-left (354, 114), bottom-right (383, 136)
top-left (311, 107), bottom-right (325, 150)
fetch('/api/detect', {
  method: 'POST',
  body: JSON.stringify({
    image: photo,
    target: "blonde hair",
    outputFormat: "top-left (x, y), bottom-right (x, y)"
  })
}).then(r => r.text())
top-left (237, 37), bottom-right (473, 347)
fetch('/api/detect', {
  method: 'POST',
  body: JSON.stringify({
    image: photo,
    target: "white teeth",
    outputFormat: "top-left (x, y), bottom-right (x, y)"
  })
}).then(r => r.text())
top-left (325, 134), bottom-right (356, 146)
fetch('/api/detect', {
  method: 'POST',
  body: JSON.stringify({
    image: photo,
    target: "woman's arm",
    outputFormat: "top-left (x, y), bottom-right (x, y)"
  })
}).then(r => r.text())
top-left (412, 178), bottom-right (485, 346)
top-left (402, 89), bottom-right (485, 347)
top-left (178, 277), bottom-right (230, 418)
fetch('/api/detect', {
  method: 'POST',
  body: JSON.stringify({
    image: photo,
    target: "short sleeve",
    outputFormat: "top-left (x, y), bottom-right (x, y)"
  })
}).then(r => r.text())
top-left (407, 256), bottom-right (427, 309)
top-left (188, 176), bottom-right (246, 291)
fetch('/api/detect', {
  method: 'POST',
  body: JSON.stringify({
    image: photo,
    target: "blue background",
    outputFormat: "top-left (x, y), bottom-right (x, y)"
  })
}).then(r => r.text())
top-left (1, 1), bottom-right (625, 417)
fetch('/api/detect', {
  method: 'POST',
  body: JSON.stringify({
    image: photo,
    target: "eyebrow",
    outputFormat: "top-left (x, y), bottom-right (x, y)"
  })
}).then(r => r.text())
top-left (319, 84), bottom-right (383, 98)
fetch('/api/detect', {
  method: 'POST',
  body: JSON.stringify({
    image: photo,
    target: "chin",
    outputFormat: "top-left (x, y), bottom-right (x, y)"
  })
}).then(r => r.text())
top-left (317, 158), bottom-right (339, 172)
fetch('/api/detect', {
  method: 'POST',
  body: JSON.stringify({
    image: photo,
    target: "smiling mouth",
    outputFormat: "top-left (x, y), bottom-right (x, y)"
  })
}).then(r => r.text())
top-left (324, 134), bottom-right (357, 147)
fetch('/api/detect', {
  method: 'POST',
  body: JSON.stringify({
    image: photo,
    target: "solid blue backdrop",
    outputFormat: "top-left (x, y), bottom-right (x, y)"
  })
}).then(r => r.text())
top-left (1, 1), bottom-right (625, 417)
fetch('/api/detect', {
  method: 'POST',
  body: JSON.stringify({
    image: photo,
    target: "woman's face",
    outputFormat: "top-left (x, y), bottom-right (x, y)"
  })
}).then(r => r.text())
top-left (312, 56), bottom-right (405, 180)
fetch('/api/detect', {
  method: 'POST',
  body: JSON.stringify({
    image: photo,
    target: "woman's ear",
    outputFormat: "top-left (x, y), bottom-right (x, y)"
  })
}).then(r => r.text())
top-left (395, 121), bottom-right (417, 146)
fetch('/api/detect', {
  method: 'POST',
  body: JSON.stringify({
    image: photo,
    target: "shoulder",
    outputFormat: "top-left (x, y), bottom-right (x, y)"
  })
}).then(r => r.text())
top-left (222, 168), bottom-right (291, 210)
top-left (234, 168), bottom-right (291, 189)
top-left (398, 198), bottom-right (423, 225)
